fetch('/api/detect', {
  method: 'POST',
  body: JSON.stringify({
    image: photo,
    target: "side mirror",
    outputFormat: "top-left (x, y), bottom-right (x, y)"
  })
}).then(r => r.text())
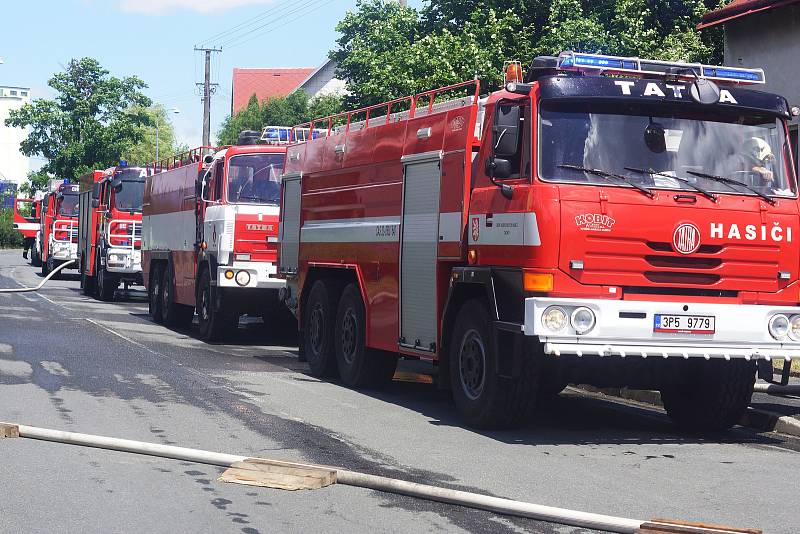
top-left (494, 104), bottom-right (521, 157)
top-left (91, 199), bottom-right (100, 208)
top-left (485, 157), bottom-right (512, 180)
top-left (91, 183), bottom-right (101, 200)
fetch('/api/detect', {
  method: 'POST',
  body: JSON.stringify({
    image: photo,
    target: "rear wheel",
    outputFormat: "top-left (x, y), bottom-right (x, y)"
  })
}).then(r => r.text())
top-left (95, 252), bottom-right (118, 302)
top-left (161, 264), bottom-right (194, 327)
top-left (303, 280), bottom-right (339, 378)
top-left (660, 359), bottom-right (756, 433)
top-left (197, 269), bottom-right (235, 341)
top-left (449, 299), bottom-right (540, 429)
top-left (335, 284), bottom-right (397, 388)
top-left (148, 263), bottom-right (164, 323)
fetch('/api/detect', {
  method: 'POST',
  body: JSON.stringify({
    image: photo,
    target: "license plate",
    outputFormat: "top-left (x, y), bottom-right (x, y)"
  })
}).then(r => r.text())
top-left (654, 314), bottom-right (715, 334)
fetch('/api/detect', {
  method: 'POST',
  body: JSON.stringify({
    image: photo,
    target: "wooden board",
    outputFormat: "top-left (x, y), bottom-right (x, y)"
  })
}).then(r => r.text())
top-left (218, 458), bottom-right (336, 491)
top-left (0, 423), bottom-right (20, 439)
top-left (637, 519), bottom-right (761, 534)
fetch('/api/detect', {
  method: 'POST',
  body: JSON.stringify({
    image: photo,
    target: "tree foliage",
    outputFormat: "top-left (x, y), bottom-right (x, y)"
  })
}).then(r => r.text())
top-left (4, 58), bottom-right (152, 184)
top-left (217, 92), bottom-right (343, 146)
top-left (332, 0), bottom-right (727, 108)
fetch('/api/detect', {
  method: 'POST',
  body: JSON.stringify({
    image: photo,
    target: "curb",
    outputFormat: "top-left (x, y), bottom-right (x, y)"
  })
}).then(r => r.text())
top-left (574, 385), bottom-right (800, 438)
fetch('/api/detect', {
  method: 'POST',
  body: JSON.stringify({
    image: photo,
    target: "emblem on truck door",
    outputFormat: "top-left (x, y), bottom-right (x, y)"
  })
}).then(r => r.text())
top-left (673, 223), bottom-right (700, 254)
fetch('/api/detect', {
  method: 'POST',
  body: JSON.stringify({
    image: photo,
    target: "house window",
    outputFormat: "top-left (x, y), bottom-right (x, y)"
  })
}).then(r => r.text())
top-left (21, 91), bottom-right (28, 97)
top-left (10, 90), bottom-right (17, 96)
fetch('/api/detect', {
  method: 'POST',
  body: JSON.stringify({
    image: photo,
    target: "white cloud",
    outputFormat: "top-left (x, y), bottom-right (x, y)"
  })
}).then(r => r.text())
top-left (119, 0), bottom-right (277, 15)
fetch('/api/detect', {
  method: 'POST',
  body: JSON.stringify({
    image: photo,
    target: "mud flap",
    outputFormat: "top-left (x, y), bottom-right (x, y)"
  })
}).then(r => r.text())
top-left (494, 321), bottom-right (525, 380)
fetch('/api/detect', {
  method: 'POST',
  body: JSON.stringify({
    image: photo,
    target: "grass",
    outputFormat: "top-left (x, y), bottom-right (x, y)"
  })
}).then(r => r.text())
top-left (773, 358), bottom-right (800, 375)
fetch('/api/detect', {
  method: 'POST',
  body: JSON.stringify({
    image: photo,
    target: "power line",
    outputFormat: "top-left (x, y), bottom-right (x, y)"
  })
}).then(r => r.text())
top-left (196, 0), bottom-right (296, 48)
top-left (222, 0), bottom-right (333, 50)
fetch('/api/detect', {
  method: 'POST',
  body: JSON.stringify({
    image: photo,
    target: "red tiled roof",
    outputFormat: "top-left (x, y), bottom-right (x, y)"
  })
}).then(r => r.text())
top-left (231, 67), bottom-right (315, 113)
top-left (698, 0), bottom-right (800, 29)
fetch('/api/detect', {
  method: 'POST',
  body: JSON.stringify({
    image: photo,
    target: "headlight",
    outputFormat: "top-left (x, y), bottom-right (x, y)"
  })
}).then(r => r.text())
top-left (789, 315), bottom-right (800, 341)
top-left (571, 307), bottom-right (596, 335)
top-left (768, 314), bottom-right (790, 340)
top-left (235, 270), bottom-right (251, 287)
top-left (542, 306), bottom-right (568, 332)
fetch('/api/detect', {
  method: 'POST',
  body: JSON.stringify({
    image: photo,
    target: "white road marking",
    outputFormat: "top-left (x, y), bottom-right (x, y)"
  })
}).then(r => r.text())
top-left (0, 343), bottom-right (12, 354)
top-left (0, 360), bottom-right (33, 378)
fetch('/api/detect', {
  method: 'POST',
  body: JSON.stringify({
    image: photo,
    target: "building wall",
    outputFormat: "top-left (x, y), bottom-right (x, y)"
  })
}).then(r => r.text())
top-left (298, 60), bottom-right (346, 99)
top-left (0, 86), bottom-right (31, 191)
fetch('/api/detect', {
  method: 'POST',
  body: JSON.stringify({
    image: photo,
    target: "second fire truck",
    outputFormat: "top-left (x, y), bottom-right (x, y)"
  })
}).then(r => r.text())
top-left (39, 181), bottom-right (79, 276)
top-left (280, 52), bottom-right (800, 430)
top-left (78, 164), bottom-right (147, 301)
top-left (142, 132), bottom-right (288, 340)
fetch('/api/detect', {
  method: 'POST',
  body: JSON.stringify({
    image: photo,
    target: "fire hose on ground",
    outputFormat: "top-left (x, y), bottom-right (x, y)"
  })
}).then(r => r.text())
top-left (0, 259), bottom-right (76, 293)
top-left (0, 422), bottom-right (758, 534)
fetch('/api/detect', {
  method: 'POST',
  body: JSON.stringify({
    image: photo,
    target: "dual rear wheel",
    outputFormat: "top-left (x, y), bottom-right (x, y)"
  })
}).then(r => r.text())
top-left (149, 262), bottom-right (194, 328)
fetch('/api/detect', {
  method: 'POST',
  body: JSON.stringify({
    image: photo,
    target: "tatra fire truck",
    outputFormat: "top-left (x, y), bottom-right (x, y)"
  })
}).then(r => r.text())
top-left (12, 197), bottom-right (41, 265)
top-left (78, 165), bottom-right (147, 301)
top-left (39, 181), bottom-right (80, 276)
top-left (142, 133), bottom-right (288, 341)
top-left (279, 52), bottom-right (800, 430)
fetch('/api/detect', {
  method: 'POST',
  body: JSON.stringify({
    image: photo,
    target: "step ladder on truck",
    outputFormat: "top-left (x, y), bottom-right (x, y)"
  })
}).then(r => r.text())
top-left (141, 131), bottom-right (290, 341)
top-left (278, 52), bottom-right (800, 430)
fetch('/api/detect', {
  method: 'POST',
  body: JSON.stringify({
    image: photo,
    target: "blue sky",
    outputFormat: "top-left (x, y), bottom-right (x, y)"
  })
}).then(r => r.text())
top-left (0, 0), bottom-right (421, 154)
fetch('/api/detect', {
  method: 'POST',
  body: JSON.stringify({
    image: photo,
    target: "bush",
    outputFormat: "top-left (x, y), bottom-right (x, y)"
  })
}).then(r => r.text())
top-left (0, 208), bottom-right (24, 248)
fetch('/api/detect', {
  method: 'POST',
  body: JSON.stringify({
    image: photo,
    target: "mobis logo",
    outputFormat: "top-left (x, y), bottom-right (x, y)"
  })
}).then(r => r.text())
top-left (575, 213), bottom-right (616, 232)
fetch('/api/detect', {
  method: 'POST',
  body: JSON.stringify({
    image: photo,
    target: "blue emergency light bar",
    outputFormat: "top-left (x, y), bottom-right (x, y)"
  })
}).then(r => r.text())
top-left (261, 126), bottom-right (293, 143)
top-left (557, 52), bottom-right (765, 85)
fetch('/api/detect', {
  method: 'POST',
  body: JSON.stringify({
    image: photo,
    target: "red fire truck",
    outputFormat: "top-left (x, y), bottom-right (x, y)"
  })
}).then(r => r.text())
top-left (39, 181), bottom-right (80, 276)
top-left (12, 197), bottom-right (41, 264)
top-left (280, 52), bottom-right (800, 430)
top-left (77, 165), bottom-right (147, 301)
top-left (142, 133), bottom-right (288, 340)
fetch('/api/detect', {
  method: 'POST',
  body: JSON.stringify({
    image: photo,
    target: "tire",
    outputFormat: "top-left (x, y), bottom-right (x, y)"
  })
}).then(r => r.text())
top-left (449, 299), bottom-right (540, 429)
top-left (148, 263), bottom-right (164, 323)
top-left (95, 252), bottom-right (118, 302)
top-left (80, 261), bottom-right (96, 296)
top-left (46, 256), bottom-right (57, 279)
top-left (197, 269), bottom-right (235, 341)
top-left (40, 254), bottom-right (50, 277)
top-left (161, 263), bottom-right (194, 327)
top-left (302, 280), bottom-right (339, 377)
top-left (31, 244), bottom-right (42, 267)
top-left (660, 359), bottom-right (756, 433)
top-left (335, 284), bottom-right (397, 388)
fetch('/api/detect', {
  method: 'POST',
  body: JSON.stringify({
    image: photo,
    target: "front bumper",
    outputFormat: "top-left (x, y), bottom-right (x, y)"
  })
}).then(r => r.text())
top-left (106, 248), bottom-right (142, 274)
top-left (525, 297), bottom-right (800, 360)
top-left (217, 261), bottom-right (285, 290)
top-left (50, 242), bottom-right (77, 262)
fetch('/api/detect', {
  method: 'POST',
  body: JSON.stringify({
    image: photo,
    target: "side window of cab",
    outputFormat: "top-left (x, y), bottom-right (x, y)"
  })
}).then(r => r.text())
top-left (212, 159), bottom-right (224, 201)
top-left (490, 101), bottom-right (531, 180)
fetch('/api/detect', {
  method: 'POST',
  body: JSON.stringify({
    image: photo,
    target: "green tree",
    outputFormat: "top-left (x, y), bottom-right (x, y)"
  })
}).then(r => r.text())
top-left (120, 105), bottom-right (182, 165)
top-left (332, 0), bottom-right (728, 109)
top-left (217, 92), bottom-right (343, 146)
top-left (4, 57), bottom-right (152, 182)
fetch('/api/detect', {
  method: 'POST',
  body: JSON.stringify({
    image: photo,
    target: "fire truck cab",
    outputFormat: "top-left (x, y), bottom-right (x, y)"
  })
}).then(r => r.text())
top-left (78, 164), bottom-right (146, 301)
top-left (39, 181), bottom-right (79, 277)
top-left (280, 52), bottom-right (800, 430)
top-left (143, 134), bottom-right (287, 341)
top-left (12, 197), bottom-right (41, 264)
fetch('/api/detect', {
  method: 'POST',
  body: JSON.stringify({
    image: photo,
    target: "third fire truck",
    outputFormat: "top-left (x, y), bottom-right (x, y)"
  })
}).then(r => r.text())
top-left (78, 164), bottom-right (147, 301)
top-left (280, 52), bottom-right (800, 430)
top-left (39, 181), bottom-right (79, 277)
top-left (142, 132), bottom-right (288, 340)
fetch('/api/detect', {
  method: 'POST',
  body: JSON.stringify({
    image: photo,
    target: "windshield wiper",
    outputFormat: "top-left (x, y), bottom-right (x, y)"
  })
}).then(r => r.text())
top-left (557, 164), bottom-right (653, 198)
top-left (624, 167), bottom-right (718, 202)
top-left (686, 170), bottom-right (776, 205)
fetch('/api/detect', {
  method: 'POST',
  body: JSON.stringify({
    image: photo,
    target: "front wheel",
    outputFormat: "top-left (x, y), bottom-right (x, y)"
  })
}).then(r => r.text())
top-left (197, 269), bottom-right (235, 341)
top-left (334, 284), bottom-right (397, 388)
top-left (80, 261), bottom-right (95, 296)
top-left (660, 359), bottom-right (755, 433)
top-left (46, 256), bottom-right (58, 279)
top-left (95, 253), bottom-right (118, 302)
top-left (449, 299), bottom-right (539, 429)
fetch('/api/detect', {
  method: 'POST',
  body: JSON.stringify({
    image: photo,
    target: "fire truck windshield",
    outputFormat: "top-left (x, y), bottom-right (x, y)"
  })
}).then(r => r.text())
top-left (227, 153), bottom-right (284, 205)
top-left (114, 180), bottom-right (144, 212)
top-left (539, 101), bottom-right (796, 198)
top-left (58, 193), bottom-right (79, 217)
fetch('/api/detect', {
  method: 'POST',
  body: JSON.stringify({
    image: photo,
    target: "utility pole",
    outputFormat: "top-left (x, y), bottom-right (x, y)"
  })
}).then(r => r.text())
top-left (194, 47), bottom-right (221, 147)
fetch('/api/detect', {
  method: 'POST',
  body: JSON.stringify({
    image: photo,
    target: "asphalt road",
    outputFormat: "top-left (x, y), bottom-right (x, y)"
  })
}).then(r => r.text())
top-left (1, 248), bottom-right (799, 534)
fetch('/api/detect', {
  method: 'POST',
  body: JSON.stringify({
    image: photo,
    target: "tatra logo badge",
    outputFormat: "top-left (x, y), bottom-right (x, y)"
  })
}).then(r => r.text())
top-left (673, 223), bottom-right (700, 254)
top-left (471, 217), bottom-right (480, 242)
